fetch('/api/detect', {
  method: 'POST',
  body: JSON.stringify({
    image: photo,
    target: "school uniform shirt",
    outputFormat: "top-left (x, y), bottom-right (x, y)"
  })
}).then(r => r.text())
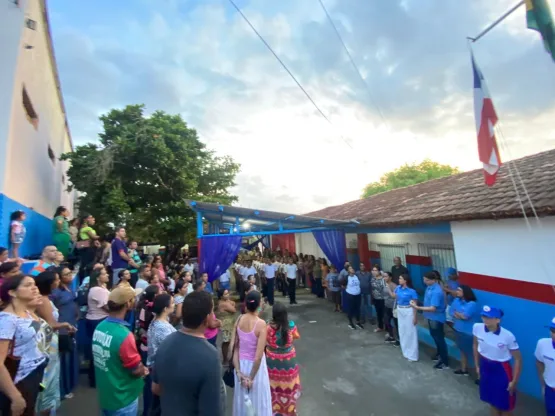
top-left (345, 275), bottom-right (361, 295)
top-left (241, 266), bottom-right (257, 281)
top-left (394, 286), bottom-right (418, 306)
top-left (451, 298), bottom-right (478, 334)
top-left (535, 338), bottom-right (555, 388)
top-left (285, 264), bottom-right (298, 280)
top-left (472, 323), bottom-right (519, 362)
top-left (263, 264), bottom-right (276, 279)
top-left (423, 282), bottom-right (446, 323)
top-left (446, 279), bottom-right (459, 305)
top-left (219, 271), bottom-right (230, 283)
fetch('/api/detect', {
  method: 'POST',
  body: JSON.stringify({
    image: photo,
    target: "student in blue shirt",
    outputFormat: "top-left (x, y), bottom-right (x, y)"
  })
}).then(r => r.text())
top-left (411, 271), bottom-right (448, 369)
top-left (389, 274), bottom-right (419, 362)
top-left (450, 284), bottom-right (478, 377)
top-left (443, 267), bottom-right (460, 326)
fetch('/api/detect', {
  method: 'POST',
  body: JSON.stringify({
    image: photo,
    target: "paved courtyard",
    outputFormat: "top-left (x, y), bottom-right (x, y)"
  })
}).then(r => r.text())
top-left (60, 290), bottom-right (542, 416)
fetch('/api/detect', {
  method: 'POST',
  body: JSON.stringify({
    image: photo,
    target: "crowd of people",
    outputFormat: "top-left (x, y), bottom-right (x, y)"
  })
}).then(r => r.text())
top-left (0, 208), bottom-right (554, 415)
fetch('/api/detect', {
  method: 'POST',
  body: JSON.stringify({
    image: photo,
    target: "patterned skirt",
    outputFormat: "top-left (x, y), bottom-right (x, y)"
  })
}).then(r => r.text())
top-left (266, 347), bottom-right (301, 416)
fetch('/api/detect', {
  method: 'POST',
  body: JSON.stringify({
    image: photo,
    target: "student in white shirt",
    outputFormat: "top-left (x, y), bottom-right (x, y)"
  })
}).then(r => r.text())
top-left (285, 258), bottom-right (298, 305)
top-left (263, 258), bottom-right (276, 306)
top-left (472, 306), bottom-right (521, 415)
top-left (219, 270), bottom-right (231, 291)
top-left (344, 266), bottom-right (363, 330)
top-left (535, 317), bottom-right (555, 414)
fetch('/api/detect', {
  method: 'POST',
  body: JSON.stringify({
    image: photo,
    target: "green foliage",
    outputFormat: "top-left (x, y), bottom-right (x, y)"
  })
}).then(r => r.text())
top-left (361, 159), bottom-right (459, 198)
top-left (61, 105), bottom-right (240, 243)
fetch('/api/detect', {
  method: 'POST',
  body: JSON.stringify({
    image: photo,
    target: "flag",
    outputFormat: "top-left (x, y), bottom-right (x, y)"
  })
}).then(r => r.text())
top-left (471, 53), bottom-right (502, 187)
top-left (526, 0), bottom-right (555, 62)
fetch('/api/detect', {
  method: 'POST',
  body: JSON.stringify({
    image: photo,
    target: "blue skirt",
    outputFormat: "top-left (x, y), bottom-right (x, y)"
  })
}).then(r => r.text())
top-left (479, 355), bottom-right (516, 411)
top-left (546, 385), bottom-right (555, 416)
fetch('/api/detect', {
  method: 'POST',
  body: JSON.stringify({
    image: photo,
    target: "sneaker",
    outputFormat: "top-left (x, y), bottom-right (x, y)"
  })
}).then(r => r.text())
top-left (373, 328), bottom-right (383, 333)
top-left (385, 336), bottom-right (395, 343)
top-left (356, 323), bottom-right (364, 329)
top-left (431, 355), bottom-right (440, 362)
top-left (63, 393), bottom-right (74, 400)
top-left (393, 341), bottom-right (400, 347)
top-left (475, 379), bottom-right (480, 386)
top-left (348, 324), bottom-right (357, 330)
top-left (434, 362), bottom-right (450, 370)
top-left (453, 369), bottom-right (469, 376)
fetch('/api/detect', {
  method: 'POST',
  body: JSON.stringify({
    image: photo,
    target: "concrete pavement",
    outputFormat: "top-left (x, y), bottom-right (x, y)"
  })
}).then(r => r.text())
top-left (60, 290), bottom-right (543, 415)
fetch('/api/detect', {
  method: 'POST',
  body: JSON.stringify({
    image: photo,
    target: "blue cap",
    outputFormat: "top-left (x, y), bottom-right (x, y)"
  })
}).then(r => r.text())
top-left (481, 305), bottom-right (502, 319)
top-left (447, 267), bottom-right (457, 276)
top-left (549, 317), bottom-right (555, 329)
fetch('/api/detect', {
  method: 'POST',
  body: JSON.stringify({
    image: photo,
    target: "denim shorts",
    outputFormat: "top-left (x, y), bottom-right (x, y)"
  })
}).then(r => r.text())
top-left (102, 398), bottom-right (138, 416)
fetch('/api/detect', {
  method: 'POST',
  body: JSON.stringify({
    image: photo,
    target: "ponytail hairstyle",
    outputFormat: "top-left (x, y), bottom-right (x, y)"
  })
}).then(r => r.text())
top-left (138, 284), bottom-right (160, 330)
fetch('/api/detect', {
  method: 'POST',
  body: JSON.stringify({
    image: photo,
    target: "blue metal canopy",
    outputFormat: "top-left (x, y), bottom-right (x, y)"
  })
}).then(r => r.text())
top-left (186, 200), bottom-right (359, 238)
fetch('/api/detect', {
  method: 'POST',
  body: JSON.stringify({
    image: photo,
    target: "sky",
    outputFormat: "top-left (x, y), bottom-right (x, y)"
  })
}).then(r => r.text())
top-left (48, 0), bottom-right (555, 214)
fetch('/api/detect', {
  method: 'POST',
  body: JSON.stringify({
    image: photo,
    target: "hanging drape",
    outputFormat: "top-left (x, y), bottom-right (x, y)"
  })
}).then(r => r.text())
top-left (312, 230), bottom-right (347, 269)
top-left (199, 235), bottom-right (242, 282)
top-left (243, 236), bottom-right (267, 250)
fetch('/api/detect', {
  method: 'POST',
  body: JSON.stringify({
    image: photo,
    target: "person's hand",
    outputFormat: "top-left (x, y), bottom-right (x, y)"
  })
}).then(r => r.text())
top-left (507, 380), bottom-right (517, 394)
top-left (143, 367), bottom-right (150, 377)
top-left (412, 317), bottom-right (417, 326)
top-left (10, 393), bottom-right (26, 416)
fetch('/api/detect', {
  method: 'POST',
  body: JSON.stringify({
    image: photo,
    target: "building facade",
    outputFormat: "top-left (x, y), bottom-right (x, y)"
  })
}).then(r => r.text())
top-left (0, 0), bottom-right (74, 257)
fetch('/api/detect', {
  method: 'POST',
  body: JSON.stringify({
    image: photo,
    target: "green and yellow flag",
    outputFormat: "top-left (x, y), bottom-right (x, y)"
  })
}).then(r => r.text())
top-left (526, 0), bottom-right (555, 62)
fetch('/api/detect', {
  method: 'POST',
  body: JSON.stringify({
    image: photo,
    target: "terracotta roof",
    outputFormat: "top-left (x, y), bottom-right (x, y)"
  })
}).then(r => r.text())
top-left (307, 149), bottom-right (555, 226)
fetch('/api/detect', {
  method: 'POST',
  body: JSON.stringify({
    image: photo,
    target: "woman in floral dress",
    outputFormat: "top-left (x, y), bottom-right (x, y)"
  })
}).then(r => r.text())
top-left (266, 302), bottom-right (301, 415)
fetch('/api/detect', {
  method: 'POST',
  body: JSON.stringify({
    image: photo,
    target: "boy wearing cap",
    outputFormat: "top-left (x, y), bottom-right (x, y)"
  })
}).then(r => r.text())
top-left (535, 317), bottom-right (555, 415)
top-left (473, 305), bottom-right (521, 415)
top-left (92, 286), bottom-right (148, 416)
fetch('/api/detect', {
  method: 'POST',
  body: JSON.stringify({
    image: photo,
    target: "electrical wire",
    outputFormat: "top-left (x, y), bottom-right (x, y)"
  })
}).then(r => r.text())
top-left (226, 0), bottom-right (354, 149)
top-left (317, 0), bottom-right (390, 129)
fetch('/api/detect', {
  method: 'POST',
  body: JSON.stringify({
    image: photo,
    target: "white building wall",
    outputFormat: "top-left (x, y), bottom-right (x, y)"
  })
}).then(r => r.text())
top-left (451, 217), bottom-right (555, 286)
top-left (365, 232), bottom-right (454, 255)
top-left (295, 232), bottom-right (328, 261)
top-left (3, 0), bottom-right (72, 217)
top-left (0, 0), bottom-right (28, 190)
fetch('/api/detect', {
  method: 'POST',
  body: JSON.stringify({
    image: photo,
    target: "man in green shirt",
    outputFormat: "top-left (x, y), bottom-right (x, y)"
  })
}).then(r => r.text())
top-left (92, 285), bottom-right (148, 415)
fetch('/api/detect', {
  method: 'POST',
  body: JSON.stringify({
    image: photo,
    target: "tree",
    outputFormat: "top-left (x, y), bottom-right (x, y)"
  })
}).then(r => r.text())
top-left (361, 159), bottom-right (459, 198)
top-left (62, 105), bottom-right (240, 243)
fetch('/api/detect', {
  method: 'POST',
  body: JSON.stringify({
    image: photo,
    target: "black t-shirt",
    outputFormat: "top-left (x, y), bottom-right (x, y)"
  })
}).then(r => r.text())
top-left (152, 331), bottom-right (223, 416)
top-left (391, 264), bottom-right (409, 280)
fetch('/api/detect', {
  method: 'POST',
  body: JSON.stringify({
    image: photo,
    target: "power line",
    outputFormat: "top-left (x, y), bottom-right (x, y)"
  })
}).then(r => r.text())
top-left (317, 0), bottom-right (389, 129)
top-left (227, 0), bottom-right (353, 149)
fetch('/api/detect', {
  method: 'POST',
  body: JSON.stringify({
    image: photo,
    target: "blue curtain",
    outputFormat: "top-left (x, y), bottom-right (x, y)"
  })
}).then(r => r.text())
top-left (199, 235), bottom-right (242, 283)
top-left (313, 230), bottom-right (347, 269)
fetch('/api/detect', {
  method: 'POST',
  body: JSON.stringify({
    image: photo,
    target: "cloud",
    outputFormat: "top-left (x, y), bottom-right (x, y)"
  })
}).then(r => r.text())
top-left (49, 0), bottom-right (555, 214)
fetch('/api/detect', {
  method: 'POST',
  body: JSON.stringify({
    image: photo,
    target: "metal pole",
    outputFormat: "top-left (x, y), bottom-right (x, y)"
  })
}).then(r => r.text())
top-left (468, 0), bottom-right (525, 42)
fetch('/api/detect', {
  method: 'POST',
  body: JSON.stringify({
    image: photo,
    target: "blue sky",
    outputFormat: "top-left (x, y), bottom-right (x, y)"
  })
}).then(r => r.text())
top-left (48, 0), bottom-right (555, 212)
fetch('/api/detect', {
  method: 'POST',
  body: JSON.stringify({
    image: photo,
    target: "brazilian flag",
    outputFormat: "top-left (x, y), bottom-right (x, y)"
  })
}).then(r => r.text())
top-left (526, 0), bottom-right (555, 62)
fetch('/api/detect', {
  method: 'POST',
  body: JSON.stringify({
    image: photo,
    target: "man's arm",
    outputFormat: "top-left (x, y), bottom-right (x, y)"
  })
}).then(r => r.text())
top-left (198, 353), bottom-right (223, 416)
top-left (119, 333), bottom-right (148, 377)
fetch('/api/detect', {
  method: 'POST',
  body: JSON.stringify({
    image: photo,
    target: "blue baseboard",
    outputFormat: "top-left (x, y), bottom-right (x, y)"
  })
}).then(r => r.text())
top-left (0, 194), bottom-right (53, 258)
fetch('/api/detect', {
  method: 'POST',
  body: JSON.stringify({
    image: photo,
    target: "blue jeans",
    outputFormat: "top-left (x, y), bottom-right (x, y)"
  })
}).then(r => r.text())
top-left (428, 320), bottom-right (449, 366)
top-left (102, 398), bottom-right (138, 416)
top-left (360, 294), bottom-right (373, 321)
top-left (220, 281), bottom-right (230, 290)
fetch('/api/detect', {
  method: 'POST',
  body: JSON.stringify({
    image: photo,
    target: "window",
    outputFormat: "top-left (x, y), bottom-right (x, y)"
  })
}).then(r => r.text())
top-left (377, 243), bottom-right (409, 272)
top-left (418, 243), bottom-right (457, 279)
top-left (48, 145), bottom-right (55, 164)
top-left (25, 18), bottom-right (37, 30)
top-left (22, 86), bottom-right (38, 129)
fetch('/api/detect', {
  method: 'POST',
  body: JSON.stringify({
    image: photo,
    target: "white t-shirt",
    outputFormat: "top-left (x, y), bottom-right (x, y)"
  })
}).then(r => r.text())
top-left (285, 264), bottom-right (298, 279)
top-left (472, 323), bottom-right (519, 362)
top-left (241, 266), bottom-right (257, 281)
top-left (183, 264), bottom-right (194, 273)
top-left (535, 338), bottom-right (555, 388)
top-left (263, 264), bottom-right (276, 279)
top-left (220, 271), bottom-right (230, 283)
top-left (346, 275), bottom-right (361, 295)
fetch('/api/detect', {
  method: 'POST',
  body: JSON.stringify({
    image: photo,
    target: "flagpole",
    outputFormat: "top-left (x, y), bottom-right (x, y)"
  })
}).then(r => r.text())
top-left (468, 0), bottom-right (525, 42)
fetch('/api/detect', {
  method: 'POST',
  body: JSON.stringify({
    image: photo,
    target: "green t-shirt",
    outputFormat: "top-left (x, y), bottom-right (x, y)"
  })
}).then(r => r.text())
top-left (92, 318), bottom-right (143, 411)
top-left (128, 249), bottom-right (142, 274)
top-left (53, 216), bottom-right (69, 235)
top-left (79, 226), bottom-right (96, 241)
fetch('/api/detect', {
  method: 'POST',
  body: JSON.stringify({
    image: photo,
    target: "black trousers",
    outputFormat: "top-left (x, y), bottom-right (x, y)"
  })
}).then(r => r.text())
top-left (287, 278), bottom-right (296, 303)
top-left (0, 360), bottom-right (46, 416)
top-left (346, 293), bottom-right (361, 325)
top-left (266, 278), bottom-right (275, 305)
top-left (373, 299), bottom-right (386, 329)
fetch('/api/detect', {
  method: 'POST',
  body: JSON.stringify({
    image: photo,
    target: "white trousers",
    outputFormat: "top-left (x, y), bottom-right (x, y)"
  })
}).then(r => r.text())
top-left (397, 306), bottom-right (419, 361)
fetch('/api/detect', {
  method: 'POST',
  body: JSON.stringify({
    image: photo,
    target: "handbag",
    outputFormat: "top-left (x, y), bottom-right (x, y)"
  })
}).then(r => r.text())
top-left (223, 315), bottom-right (243, 388)
top-left (392, 299), bottom-right (398, 319)
top-left (75, 240), bottom-right (91, 249)
top-left (5, 336), bottom-right (20, 381)
top-left (58, 333), bottom-right (76, 353)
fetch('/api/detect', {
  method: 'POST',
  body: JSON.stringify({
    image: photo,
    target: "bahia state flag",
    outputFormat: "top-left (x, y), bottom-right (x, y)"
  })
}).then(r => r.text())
top-left (526, 0), bottom-right (555, 62)
top-left (471, 53), bottom-right (502, 187)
